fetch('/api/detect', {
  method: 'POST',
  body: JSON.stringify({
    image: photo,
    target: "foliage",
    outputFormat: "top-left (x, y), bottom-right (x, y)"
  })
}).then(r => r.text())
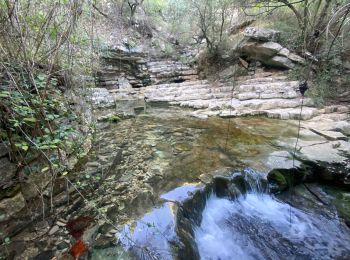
top-left (0, 1), bottom-right (98, 182)
top-left (240, 0), bottom-right (350, 56)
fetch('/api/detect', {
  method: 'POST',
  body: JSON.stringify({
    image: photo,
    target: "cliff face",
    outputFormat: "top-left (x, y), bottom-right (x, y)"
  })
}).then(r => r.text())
top-left (96, 45), bottom-right (198, 89)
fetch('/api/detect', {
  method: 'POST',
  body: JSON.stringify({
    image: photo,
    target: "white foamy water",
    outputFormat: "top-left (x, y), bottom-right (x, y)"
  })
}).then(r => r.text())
top-left (195, 193), bottom-right (350, 260)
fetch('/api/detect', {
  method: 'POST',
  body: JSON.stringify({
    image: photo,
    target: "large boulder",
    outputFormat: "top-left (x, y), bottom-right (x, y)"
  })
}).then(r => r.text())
top-left (241, 41), bottom-right (283, 58)
top-left (240, 40), bottom-right (305, 69)
top-left (243, 27), bottom-right (281, 42)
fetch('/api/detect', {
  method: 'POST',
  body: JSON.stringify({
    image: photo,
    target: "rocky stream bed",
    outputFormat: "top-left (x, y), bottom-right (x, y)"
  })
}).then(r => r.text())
top-left (2, 102), bottom-right (350, 260)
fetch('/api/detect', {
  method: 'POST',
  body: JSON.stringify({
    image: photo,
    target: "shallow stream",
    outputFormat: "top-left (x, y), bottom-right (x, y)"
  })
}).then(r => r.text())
top-left (85, 103), bottom-right (350, 260)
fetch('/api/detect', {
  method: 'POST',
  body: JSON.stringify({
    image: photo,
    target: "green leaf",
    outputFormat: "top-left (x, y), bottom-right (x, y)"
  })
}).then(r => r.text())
top-left (15, 142), bottom-right (29, 151)
top-left (0, 91), bottom-right (10, 97)
top-left (23, 117), bottom-right (37, 123)
top-left (52, 139), bottom-right (61, 144)
top-left (22, 144), bottom-right (29, 151)
top-left (41, 166), bottom-right (49, 173)
top-left (37, 74), bottom-right (46, 81)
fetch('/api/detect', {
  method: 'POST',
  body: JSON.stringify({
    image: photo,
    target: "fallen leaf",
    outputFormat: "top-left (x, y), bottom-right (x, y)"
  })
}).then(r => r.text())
top-left (69, 240), bottom-right (88, 260)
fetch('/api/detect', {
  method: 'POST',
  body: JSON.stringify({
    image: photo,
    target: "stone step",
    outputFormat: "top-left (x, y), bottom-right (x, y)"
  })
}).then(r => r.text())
top-left (235, 75), bottom-right (288, 84)
top-left (175, 97), bottom-right (313, 111)
top-left (145, 81), bottom-right (210, 90)
top-left (236, 81), bottom-right (298, 92)
top-left (237, 90), bottom-right (298, 100)
top-left (218, 107), bottom-right (319, 120)
top-left (148, 65), bottom-right (192, 71)
top-left (147, 61), bottom-right (187, 66)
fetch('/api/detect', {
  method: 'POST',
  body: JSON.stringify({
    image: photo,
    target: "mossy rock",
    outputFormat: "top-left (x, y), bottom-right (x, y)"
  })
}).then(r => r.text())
top-left (267, 169), bottom-right (288, 192)
top-left (107, 115), bottom-right (121, 123)
top-left (335, 192), bottom-right (350, 227)
top-left (174, 143), bottom-right (191, 152)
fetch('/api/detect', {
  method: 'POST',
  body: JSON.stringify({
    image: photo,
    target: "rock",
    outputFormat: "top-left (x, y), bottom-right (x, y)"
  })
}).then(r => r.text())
top-left (297, 140), bottom-right (347, 163)
top-left (82, 222), bottom-right (99, 243)
top-left (243, 27), bottom-right (281, 42)
top-left (0, 157), bottom-right (16, 189)
top-left (33, 250), bottom-right (55, 260)
top-left (56, 241), bottom-right (69, 250)
top-left (335, 121), bottom-right (350, 136)
top-left (174, 143), bottom-right (192, 152)
top-left (0, 142), bottom-right (9, 158)
top-left (48, 225), bottom-right (60, 236)
top-left (118, 77), bottom-right (132, 89)
top-left (278, 48), bottom-right (290, 57)
top-left (20, 169), bottom-right (51, 200)
top-left (240, 40), bottom-right (304, 69)
top-left (56, 221), bottom-right (66, 227)
top-left (267, 168), bottom-right (304, 193)
top-left (0, 184), bottom-right (21, 201)
top-left (266, 151), bottom-right (300, 169)
top-left (57, 253), bottom-right (74, 260)
top-left (241, 41), bottom-right (283, 58)
top-left (310, 129), bottom-right (348, 141)
top-left (0, 192), bottom-right (25, 221)
top-left (288, 53), bottom-right (305, 64)
top-left (229, 20), bottom-right (255, 35)
top-left (266, 55), bottom-right (295, 69)
top-left (86, 161), bottom-right (102, 168)
top-left (267, 169), bottom-right (288, 192)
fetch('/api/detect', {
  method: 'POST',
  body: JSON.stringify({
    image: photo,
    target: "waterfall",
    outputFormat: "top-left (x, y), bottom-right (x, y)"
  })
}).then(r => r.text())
top-left (194, 169), bottom-right (350, 260)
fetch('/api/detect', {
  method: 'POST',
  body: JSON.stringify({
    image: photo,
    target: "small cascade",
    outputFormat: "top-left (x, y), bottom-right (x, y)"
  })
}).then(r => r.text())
top-left (192, 171), bottom-right (350, 260)
top-left (195, 192), bottom-right (350, 259)
top-left (103, 165), bottom-right (350, 260)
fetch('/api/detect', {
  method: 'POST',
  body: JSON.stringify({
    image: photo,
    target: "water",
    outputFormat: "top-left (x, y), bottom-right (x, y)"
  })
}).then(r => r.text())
top-left (195, 193), bottom-right (350, 260)
top-left (120, 203), bottom-right (176, 260)
top-left (88, 105), bottom-right (350, 259)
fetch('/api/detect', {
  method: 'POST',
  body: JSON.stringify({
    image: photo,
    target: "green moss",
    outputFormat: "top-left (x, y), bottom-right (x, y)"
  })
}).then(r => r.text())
top-left (268, 170), bottom-right (288, 191)
top-left (335, 192), bottom-right (350, 224)
top-left (174, 143), bottom-right (192, 152)
top-left (108, 115), bottom-right (121, 123)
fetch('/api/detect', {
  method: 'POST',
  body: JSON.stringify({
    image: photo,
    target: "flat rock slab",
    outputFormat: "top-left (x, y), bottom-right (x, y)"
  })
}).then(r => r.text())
top-left (310, 129), bottom-right (348, 141)
top-left (266, 151), bottom-right (301, 170)
top-left (277, 138), bottom-right (349, 164)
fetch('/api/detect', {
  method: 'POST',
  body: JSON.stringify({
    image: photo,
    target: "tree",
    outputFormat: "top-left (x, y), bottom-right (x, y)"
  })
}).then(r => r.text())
top-left (240, 0), bottom-right (350, 55)
top-left (127, 0), bottom-right (144, 24)
top-left (189, 0), bottom-right (235, 52)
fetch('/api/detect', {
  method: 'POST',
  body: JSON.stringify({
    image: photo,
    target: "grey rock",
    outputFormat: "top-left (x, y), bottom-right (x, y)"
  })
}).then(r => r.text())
top-left (0, 142), bottom-right (9, 158)
top-left (0, 192), bottom-right (26, 222)
top-left (56, 221), bottom-right (66, 227)
top-left (243, 27), bottom-right (281, 42)
top-left (118, 77), bottom-right (132, 90)
top-left (241, 41), bottom-right (283, 58)
top-left (48, 225), bottom-right (60, 236)
top-left (0, 157), bottom-right (16, 188)
top-left (266, 55), bottom-right (295, 69)
top-left (310, 129), bottom-right (348, 141)
top-left (288, 53), bottom-right (305, 64)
